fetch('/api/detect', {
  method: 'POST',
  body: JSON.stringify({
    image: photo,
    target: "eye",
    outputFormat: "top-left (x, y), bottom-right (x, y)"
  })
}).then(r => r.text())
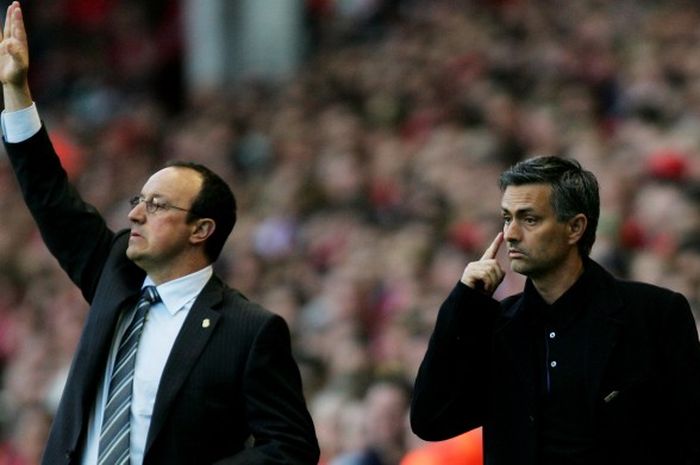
top-left (524, 217), bottom-right (538, 225)
top-left (502, 216), bottom-right (512, 225)
top-left (151, 199), bottom-right (168, 211)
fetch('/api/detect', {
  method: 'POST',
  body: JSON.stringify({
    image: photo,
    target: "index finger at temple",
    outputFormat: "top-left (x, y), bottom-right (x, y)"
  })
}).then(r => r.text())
top-left (480, 232), bottom-right (503, 260)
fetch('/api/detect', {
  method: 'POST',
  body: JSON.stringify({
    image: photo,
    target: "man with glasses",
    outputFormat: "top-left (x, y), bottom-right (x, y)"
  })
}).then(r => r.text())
top-left (0, 3), bottom-right (319, 464)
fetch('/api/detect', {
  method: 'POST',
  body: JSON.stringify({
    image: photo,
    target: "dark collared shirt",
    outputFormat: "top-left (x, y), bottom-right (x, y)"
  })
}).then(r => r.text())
top-left (521, 264), bottom-right (596, 465)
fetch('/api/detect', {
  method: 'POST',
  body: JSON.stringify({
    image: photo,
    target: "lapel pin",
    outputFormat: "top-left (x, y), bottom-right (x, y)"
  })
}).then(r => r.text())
top-left (202, 318), bottom-right (211, 328)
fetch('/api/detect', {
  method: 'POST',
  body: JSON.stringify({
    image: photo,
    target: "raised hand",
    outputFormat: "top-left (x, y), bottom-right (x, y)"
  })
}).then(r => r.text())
top-left (460, 232), bottom-right (505, 295)
top-left (0, 1), bottom-right (31, 110)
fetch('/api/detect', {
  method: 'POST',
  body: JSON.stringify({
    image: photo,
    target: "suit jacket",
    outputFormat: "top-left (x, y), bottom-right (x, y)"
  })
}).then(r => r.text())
top-left (4, 127), bottom-right (320, 465)
top-left (410, 258), bottom-right (700, 465)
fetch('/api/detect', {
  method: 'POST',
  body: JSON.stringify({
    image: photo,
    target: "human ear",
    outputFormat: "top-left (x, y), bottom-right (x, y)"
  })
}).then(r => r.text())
top-left (190, 219), bottom-right (216, 245)
top-left (568, 214), bottom-right (587, 245)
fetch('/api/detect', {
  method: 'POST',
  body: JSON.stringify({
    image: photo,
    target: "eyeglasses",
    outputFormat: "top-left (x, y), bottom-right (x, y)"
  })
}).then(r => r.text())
top-left (129, 195), bottom-right (196, 215)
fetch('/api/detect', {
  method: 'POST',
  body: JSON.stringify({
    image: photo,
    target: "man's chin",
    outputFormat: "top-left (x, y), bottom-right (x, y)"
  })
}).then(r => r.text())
top-left (509, 259), bottom-right (531, 276)
top-left (126, 246), bottom-right (142, 262)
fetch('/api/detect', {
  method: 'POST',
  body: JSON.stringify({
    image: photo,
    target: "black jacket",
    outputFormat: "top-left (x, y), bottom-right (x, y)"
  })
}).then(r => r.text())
top-left (5, 127), bottom-right (320, 465)
top-left (411, 259), bottom-right (700, 465)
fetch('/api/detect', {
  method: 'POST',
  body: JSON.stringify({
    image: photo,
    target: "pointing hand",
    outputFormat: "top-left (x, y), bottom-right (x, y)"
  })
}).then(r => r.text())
top-left (460, 232), bottom-right (505, 295)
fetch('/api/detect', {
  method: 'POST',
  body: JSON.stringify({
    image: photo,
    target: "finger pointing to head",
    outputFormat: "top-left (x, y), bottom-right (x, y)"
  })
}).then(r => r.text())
top-left (480, 232), bottom-right (504, 261)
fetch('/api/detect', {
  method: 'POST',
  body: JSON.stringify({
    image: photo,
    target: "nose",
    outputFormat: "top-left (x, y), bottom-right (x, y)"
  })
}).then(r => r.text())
top-left (503, 220), bottom-right (520, 243)
top-left (128, 201), bottom-right (146, 223)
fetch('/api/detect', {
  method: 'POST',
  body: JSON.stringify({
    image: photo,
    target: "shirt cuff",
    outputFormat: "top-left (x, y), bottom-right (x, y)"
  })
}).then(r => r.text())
top-left (1, 103), bottom-right (41, 143)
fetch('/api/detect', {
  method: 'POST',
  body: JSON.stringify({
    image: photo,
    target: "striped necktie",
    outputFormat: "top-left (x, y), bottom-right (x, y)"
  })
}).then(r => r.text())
top-left (98, 286), bottom-right (160, 465)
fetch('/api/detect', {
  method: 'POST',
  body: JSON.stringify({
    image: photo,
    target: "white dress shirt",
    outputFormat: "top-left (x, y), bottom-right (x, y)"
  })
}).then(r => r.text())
top-left (2, 105), bottom-right (214, 464)
top-left (82, 267), bottom-right (213, 465)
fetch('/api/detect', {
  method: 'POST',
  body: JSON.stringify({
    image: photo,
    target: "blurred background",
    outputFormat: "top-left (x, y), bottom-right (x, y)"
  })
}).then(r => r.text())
top-left (0, 0), bottom-right (698, 463)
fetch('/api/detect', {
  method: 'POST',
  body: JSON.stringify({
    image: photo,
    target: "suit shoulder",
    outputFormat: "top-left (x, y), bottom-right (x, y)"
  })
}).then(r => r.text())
top-left (588, 259), bottom-right (689, 311)
top-left (610, 278), bottom-right (694, 333)
top-left (615, 278), bottom-right (686, 306)
top-left (219, 286), bottom-right (280, 325)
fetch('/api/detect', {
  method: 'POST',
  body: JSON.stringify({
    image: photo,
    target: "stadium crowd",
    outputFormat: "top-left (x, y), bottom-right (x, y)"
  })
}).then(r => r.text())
top-left (0, 0), bottom-right (698, 463)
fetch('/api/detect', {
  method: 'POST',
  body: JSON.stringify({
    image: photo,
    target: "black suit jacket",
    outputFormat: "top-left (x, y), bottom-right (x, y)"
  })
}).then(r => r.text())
top-left (411, 259), bottom-right (700, 465)
top-left (4, 127), bottom-right (320, 464)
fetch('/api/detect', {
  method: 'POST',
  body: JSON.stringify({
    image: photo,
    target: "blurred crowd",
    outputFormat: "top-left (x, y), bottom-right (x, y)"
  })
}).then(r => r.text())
top-left (0, 0), bottom-right (699, 463)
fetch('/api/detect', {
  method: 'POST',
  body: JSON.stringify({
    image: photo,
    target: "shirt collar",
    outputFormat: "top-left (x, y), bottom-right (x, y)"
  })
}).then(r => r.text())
top-left (522, 261), bottom-right (593, 328)
top-left (143, 265), bottom-right (214, 316)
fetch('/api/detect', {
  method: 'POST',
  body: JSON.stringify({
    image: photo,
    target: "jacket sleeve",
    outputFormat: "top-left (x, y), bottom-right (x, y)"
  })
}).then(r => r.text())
top-left (216, 313), bottom-right (320, 465)
top-left (410, 282), bottom-right (500, 441)
top-left (3, 126), bottom-right (115, 302)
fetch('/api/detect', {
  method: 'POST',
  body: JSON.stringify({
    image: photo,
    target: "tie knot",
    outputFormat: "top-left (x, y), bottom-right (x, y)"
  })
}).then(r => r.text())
top-left (141, 285), bottom-right (160, 305)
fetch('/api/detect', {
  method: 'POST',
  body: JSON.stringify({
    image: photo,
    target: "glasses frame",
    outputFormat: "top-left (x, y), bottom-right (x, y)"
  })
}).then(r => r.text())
top-left (129, 195), bottom-right (197, 216)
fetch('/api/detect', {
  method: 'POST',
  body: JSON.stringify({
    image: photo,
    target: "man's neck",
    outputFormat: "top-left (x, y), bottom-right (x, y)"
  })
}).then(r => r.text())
top-left (531, 255), bottom-right (585, 305)
top-left (141, 253), bottom-right (212, 286)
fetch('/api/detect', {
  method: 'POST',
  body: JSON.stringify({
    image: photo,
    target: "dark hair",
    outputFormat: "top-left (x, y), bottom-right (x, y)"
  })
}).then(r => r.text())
top-left (498, 156), bottom-right (599, 256)
top-left (165, 161), bottom-right (237, 262)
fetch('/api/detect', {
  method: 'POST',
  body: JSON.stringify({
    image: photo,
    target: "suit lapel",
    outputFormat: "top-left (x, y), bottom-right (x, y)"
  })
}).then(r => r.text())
top-left (65, 260), bottom-right (144, 449)
top-left (144, 276), bottom-right (224, 452)
top-left (584, 262), bottom-right (624, 405)
top-left (83, 294), bottom-right (138, 381)
top-left (84, 261), bottom-right (145, 379)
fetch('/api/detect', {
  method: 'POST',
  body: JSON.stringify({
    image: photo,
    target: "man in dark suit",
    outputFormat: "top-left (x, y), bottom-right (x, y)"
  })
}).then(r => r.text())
top-left (0, 3), bottom-right (319, 464)
top-left (410, 155), bottom-right (700, 464)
